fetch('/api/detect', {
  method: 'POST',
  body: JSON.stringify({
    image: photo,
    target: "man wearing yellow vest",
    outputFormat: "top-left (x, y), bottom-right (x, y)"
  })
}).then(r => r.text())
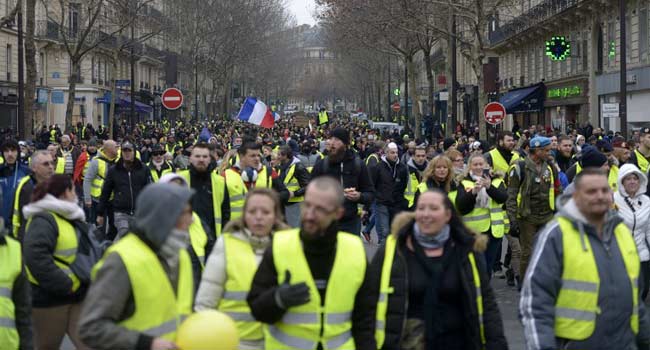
top-left (224, 141), bottom-right (289, 221)
top-left (277, 145), bottom-right (310, 228)
top-left (79, 183), bottom-right (195, 350)
top-left (506, 136), bottom-right (560, 288)
top-left (485, 131), bottom-right (519, 176)
top-left (630, 127), bottom-right (650, 186)
top-left (47, 143), bottom-right (66, 174)
top-left (83, 140), bottom-right (117, 234)
top-left (148, 144), bottom-right (175, 182)
top-left (247, 177), bottom-right (376, 349)
top-left (0, 221), bottom-right (33, 348)
top-left (11, 151), bottom-right (54, 241)
top-left (521, 168), bottom-right (650, 350)
top-left (180, 143), bottom-right (230, 255)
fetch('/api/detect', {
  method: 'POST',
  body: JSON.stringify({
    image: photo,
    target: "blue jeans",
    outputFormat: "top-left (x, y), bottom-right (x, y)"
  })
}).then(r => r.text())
top-left (484, 233), bottom-right (503, 280)
top-left (375, 204), bottom-right (392, 244)
top-left (363, 202), bottom-right (376, 234)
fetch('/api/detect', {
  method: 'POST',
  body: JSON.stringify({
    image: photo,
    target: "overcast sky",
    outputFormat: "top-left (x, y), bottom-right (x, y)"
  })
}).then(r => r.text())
top-left (287, 0), bottom-right (317, 26)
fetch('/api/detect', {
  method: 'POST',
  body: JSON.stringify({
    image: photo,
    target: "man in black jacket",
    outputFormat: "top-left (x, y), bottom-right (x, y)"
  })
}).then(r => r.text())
top-left (311, 127), bottom-right (374, 235)
top-left (372, 142), bottom-right (409, 245)
top-left (97, 141), bottom-right (150, 241)
top-left (247, 177), bottom-right (376, 349)
top-left (277, 145), bottom-right (310, 227)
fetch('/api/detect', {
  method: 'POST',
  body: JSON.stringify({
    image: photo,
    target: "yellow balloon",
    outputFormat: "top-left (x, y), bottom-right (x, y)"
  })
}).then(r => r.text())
top-left (176, 310), bottom-right (239, 350)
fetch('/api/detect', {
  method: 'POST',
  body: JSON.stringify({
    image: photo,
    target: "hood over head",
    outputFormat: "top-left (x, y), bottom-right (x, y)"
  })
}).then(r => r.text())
top-left (132, 183), bottom-right (194, 248)
top-left (617, 163), bottom-right (648, 198)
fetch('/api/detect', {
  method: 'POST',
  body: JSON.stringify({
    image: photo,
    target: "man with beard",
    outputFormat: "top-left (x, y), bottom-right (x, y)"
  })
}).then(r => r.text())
top-left (485, 131), bottom-right (519, 177)
top-left (148, 144), bottom-right (175, 182)
top-left (311, 128), bottom-right (374, 235)
top-left (178, 143), bottom-right (230, 253)
top-left (247, 177), bottom-right (376, 349)
top-left (0, 140), bottom-right (30, 229)
top-left (404, 145), bottom-right (428, 209)
top-left (555, 136), bottom-right (574, 173)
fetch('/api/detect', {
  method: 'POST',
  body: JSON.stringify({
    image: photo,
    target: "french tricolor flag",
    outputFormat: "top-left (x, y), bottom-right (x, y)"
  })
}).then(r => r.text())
top-left (237, 97), bottom-right (275, 128)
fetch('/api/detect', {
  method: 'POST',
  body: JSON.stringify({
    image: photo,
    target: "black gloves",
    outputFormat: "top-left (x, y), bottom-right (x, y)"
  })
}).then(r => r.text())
top-left (274, 270), bottom-right (310, 309)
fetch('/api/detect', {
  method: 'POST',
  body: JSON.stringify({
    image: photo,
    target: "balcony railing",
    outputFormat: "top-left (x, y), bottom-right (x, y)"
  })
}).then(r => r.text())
top-left (489, 0), bottom-right (584, 46)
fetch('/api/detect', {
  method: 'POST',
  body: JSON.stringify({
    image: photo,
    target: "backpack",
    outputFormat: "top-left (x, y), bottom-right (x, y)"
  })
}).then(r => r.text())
top-left (54, 222), bottom-right (105, 286)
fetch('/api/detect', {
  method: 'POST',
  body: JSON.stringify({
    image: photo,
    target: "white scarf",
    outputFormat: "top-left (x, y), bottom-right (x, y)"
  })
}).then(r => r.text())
top-left (470, 174), bottom-right (490, 208)
top-left (23, 194), bottom-right (86, 221)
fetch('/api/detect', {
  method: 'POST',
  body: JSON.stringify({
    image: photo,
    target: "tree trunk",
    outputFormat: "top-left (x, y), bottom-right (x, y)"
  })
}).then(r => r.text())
top-left (24, 0), bottom-right (36, 136)
top-left (108, 51), bottom-right (119, 139)
top-left (423, 48), bottom-right (435, 125)
top-left (407, 56), bottom-right (422, 139)
top-left (65, 59), bottom-right (80, 132)
top-left (477, 68), bottom-right (487, 141)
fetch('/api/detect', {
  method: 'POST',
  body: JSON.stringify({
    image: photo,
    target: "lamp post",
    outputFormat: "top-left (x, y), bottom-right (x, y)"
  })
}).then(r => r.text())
top-left (619, 0), bottom-right (627, 137)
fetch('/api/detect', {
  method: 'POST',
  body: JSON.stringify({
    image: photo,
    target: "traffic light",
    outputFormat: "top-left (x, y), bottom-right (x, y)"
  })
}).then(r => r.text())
top-left (393, 88), bottom-right (400, 96)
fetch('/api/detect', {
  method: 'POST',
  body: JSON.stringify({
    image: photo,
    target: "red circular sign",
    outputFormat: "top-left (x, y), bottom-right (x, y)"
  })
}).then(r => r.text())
top-left (484, 102), bottom-right (506, 125)
top-left (161, 88), bottom-right (184, 110)
top-left (392, 102), bottom-right (401, 113)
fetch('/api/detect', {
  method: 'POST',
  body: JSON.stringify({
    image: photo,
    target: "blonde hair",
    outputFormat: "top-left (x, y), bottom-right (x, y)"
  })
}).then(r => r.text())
top-left (422, 155), bottom-right (453, 192)
top-left (219, 149), bottom-right (238, 173)
top-left (464, 153), bottom-right (487, 179)
top-left (222, 188), bottom-right (289, 234)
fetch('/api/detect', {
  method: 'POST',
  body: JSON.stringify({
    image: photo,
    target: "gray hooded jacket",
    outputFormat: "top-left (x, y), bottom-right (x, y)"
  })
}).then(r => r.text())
top-left (520, 199), bottom-right (650, 350)
top-left (78, 184), bottom-right (193, 350)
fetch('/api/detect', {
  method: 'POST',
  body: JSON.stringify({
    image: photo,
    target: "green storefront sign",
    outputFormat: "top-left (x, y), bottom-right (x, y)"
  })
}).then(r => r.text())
top-left (548, 85), bottom-right (582, 99)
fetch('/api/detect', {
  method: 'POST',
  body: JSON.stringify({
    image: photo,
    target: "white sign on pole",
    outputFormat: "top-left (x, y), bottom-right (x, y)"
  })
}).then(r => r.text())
top-left (439, 92), bottom-right (449, 101)
top-left (602, 103), bottom-right (619, 118)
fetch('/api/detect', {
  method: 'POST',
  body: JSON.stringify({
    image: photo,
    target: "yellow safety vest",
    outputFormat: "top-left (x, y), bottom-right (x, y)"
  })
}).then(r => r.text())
top-left (318, 111), bottom-right (329, 125)
top-left (188, 212), bottom-right (208, 267)
top-left (54, 157), bottom-right (66, 174)
top-left (178, 170), bottom-right (224, 236)
top-left (514, 163), bottom-right (555, 214)
top-left (634, 149), bottom-right (649, 174)
top-left (91, 157), bottom-right (111, 199)
top-left (375, 234), bottom-right (486, 348)
top-left (575, 163), bottom-right (618, 192)
top-left (282, 164), bottom-right (304, 203)
top-left (365, 154), bottom-right (378, 166)
top-left (218, 233), bottom-right (263, 341)
top-left (416, 181), bottom-right (458, 206)
top-left (554, 217), bottom-right (639, 340)
top-left (12, 176), bottom-right (32, 238)
top-left (404, 172), bottom-right (420, 208)
top-left (25, 212), bottom-right (81, 293)
top-left (93, 234), bottom-right (193, 341)
top-left (265, 229), bottom-right (366, 350)
top-left (488, 148), bottom-right (519, 175)
top-left (149, 162), bottom-right (174, 183)
top-left (0, 236), bottom-right (22, 349)
top-left (460, 178), bottom-right (507, 237)
top-left (49, 130), bottom-right (56, 143)
top-left (225, 167), bottom-right (271, 220)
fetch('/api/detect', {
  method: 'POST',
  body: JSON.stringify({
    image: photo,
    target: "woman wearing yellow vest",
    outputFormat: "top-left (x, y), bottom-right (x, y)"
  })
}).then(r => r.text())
top-left (412, 155), bottom-right (458, 209)
top-left (79, 183), bottom-right (195, 350)
top-left (455, 154), bottom-right (508, 280)
top-left (369, 190), bottom-right (507, 349)
top-left (22, 175), bottom-right (90, 349)
top-left (195, 188), bottom-right (289, 349)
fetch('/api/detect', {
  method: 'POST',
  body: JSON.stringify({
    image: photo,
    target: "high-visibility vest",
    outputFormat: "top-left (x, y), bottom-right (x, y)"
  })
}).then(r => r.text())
top-left (49, 129), bottom-right (56, 143)
top-left (318, 111), bottom-right (329, 125)
top-left (25, 212), bottom-right (81, 293)
top-left (416, 181), bottom-right (458, 206)
top-left (149, 162), bottom-right (174, 182)
top-left (634, 149), bottom-right (649, 174)
top-left (404, 172), bottom-right (420, 208)
top-left (365, 153), bottom-right (378, 166)
top-left (514, 163), bottom-right (555, 214)
top-left (554, 216), bottom-right (639, 340)
top-left (488, 148), bottom-right (519, 175)
top-left (0, 236), bottom-right (22, 349)
top-left (91, 157), bottom-right (111, 199)
top-left (54, 157), bottom-right (66, 174)
top-left (281, 164), bottom-right (304, 203)
top-left (12, 176), bottom-right (32, 238)
top-left (178, 170), bottom-right (225, 237)
top-left (218, 233), bottom-right (262, 341)
top-left (460, 178), bottom-right (507, 237)
top-left (224, 167), bottom-right (271, 220)
top-left (575, 163), bottom-right (619, 192)
top-left (265, 229), bottom-right (366, 350)
top-left (188, 212), bottom-right (208, 266)
top-left (375, 234), bottom-right (486, 348)
top-left (93, 233), bottom-right (193, 341)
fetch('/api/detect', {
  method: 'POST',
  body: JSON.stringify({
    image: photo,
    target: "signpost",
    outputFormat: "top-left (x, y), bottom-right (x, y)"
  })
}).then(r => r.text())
top-left (392, 102), bottom-right (401, 113)
top-left (161, 88), bottom-right (183, 110)
top-left (484, 102), bottom-right (506, 125)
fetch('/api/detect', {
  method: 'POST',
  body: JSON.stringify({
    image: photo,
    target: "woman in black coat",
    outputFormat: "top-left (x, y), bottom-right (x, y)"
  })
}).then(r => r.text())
top-left (369, 189), bottom-right (508, 350)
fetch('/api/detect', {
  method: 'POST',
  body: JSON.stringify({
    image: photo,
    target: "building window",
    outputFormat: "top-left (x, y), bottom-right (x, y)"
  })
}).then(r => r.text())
top-left (68, 3), bottom-right (80, 38)
top-left (582, 37), bottom-right (588, 72)
top-left (91, 56), bottom-right (96, 83)
top-left (6, 44), bottom-right (11, 81)
top-left (640, 7), bottom-right (648, 60)
top-left (39, 52), bottom-right (45, 83)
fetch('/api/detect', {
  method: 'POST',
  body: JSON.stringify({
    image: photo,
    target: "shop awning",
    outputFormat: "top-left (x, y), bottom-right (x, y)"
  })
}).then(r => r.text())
top-left (499, 84), bottom-right (544, 114)
top-left (97, 95), bottom-right (152, 114)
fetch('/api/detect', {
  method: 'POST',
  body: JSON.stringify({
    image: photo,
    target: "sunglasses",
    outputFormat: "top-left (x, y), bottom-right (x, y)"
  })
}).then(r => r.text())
top-left (152, 151), bottom-right (165, 156)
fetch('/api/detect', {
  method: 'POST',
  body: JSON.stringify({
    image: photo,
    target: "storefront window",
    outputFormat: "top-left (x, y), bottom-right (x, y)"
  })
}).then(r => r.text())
top-left (640, 7), bottom-right (648, 60)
